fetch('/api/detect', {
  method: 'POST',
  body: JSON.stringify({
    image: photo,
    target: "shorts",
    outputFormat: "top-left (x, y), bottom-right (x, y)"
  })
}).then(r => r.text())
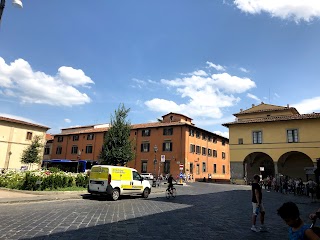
top-left (252, 202), bottom-right (265, 214)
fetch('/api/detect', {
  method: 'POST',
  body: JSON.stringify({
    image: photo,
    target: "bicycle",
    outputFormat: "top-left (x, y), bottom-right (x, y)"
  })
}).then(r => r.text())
top-left (165, 186), bottom-right (176, 199)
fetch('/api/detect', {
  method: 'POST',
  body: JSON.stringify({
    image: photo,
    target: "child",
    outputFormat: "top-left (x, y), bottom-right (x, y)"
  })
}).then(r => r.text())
top-left (277, 202), bottom-right (320, 240)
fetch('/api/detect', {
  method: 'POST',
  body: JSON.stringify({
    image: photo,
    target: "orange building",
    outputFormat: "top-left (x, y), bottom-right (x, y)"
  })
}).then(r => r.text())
top-left (50, 113), bottom-right (230, 182)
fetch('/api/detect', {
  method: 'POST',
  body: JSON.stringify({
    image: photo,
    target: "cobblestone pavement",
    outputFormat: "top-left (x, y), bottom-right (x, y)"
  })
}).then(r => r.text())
top-left (0, 182), bottom-right (318, 240)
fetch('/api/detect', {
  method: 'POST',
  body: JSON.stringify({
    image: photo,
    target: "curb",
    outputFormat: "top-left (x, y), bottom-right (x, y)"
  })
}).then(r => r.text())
top-left (0, 187), bottom-right (87, 195)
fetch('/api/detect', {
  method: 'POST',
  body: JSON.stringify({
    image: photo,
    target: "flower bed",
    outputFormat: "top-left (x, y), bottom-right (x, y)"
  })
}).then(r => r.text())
top-left (0, 170), bottom-right (88, 191)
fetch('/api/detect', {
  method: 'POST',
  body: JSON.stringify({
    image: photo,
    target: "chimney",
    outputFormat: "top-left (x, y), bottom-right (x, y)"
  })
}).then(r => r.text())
top-left (287, 104), bottom-right (289, 108)
top-left (252, 104), bottom-right (255, 107)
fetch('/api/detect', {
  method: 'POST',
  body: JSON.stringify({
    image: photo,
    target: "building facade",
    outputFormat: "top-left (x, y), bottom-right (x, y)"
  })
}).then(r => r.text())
top-left (0, 117), bottom-right (49, 170)
top-left (43, 134), bottom-right (54, 161)
top-left (50, 113), bottom-right (230, 182)
top-left (223, 103), bottom-right (320, 183)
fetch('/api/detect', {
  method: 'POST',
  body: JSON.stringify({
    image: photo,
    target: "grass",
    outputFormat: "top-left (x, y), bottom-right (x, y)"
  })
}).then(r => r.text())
top-left (43, 186), bottom-right (87, 191)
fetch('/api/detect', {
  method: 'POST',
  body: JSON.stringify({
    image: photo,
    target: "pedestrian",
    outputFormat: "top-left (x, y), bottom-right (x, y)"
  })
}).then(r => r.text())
top-left (277, 202), bottom-right (319, 240)
top-left (307, 179), bottom-right (317, 202)
top-left (251, 174), bottom-right (267, 232)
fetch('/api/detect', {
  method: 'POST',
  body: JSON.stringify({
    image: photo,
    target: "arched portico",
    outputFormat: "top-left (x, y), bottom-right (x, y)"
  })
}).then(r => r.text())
top-left (244, 152), bottom-right (274, 182)
top-left (278, 151), bottom-right (314, 181)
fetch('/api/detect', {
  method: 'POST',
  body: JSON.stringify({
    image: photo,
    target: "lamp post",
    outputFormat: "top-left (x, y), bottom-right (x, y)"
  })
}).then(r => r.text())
top-left (153, 145), bottom-right (158, 177)
top-left (0, 0), bottom-right (23, 24)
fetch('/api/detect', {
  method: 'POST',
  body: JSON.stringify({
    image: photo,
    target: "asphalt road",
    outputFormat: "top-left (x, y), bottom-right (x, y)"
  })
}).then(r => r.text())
top-left (0, 182), bottom-right (318, 240)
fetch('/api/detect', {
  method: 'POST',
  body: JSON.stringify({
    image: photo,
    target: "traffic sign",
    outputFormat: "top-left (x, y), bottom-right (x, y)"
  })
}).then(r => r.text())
top-left (179, 172), bottom-right (183, 178)
top-left (179, 164), bottom-right (184, 170)
top-left (161, 155), bottom-right (165, 163)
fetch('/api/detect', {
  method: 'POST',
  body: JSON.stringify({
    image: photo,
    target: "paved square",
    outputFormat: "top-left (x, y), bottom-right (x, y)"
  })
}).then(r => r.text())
top-left (0, 182), bottom-right (317, 239)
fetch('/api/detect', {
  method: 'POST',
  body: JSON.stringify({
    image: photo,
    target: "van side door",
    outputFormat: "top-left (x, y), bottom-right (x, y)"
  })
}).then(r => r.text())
top-left (131, 171), bottom-right (144, 193)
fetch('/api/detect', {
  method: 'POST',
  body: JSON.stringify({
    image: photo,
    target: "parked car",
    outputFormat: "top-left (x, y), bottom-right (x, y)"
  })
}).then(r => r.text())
top-left (141, 173), bottom-right (154, 180)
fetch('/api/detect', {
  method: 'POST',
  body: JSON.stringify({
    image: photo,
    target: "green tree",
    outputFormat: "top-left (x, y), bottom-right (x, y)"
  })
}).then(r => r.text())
top-left (99, 104), bottom-right (134, 166)
top-left (21, 135), bottom-right (43, 169)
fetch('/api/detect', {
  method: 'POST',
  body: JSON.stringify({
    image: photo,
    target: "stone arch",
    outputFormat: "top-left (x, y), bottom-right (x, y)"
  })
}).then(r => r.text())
top-left (243, 152), bottom-right (274, 183)
top-left (277, 151), bottom-right (314, 181)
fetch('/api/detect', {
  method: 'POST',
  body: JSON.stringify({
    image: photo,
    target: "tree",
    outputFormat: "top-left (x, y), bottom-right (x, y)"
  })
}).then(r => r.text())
top-left (99, 104), bottom-right (135, 166)
top-left (21, 135), bottom-right (43, 169)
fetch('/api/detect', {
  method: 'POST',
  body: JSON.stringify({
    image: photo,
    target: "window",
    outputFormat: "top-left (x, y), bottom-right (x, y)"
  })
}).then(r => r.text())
top-left (196, 164), bottom-right (200, 175)
top-left (213, 164), bottom-right (217, 173)
top-left (162, 142), bottom-right (172, 151)
top-left (86, 145), bottom-right (93, 154)
top-left (202, 133), bottom-right (206, 140)
top-left (287, 129), bottom-right (298, 143)
top-left (57, 136), bottom-right (64, 142)
top-left (44, 147), bottom-right (50, 155)
top-left (163, 127), bottom-right (173, 135)
top-left (208, 149), bottom-right (212, 156)
top-left (208, 136), bottom-right (213, 142)
top-left (189, 128), bottom-right (194, 137)
top-left (132, 171), bottom-right (141, 181)
top-left (196, 145), bottom-right (201, 154)
top-left (164, 160), bottom-right (170, 174)
top-left (222, 165), bottom-right (226, 174)
top-left (222, 140), bottom-right (226, 146)
top-left (222, 152), bottom-right (226, 159)
top-left (142, 129), bottom-right (151, 136)
top-left (141, 161), bottom-right (148, 173)
top-left (202, 162), bottom-right (206, 172)
top-left (190, 144), bottom-right (195, 153)
top-left (213, 150), bottom-right (217, 157)
top-left (196, 131), bottom-right (200, 138)
top-left (56, 146), bottom-right (62, 155)
top-left (73, 135), bottom-right (79, 141)
top-left (213, 137), bottom-right (217, 143)
top-left (71, 145), bottom-right (78, 154)
top-left (238, 138), bottom-right (243, 144)
top-left (26, 132), bottom-right (33, 140)
top-left (140, 142), bottom-right (150, 152)
top-left (252, 131), bottom-right (262, 144)
top-left (202, 147), bottom-right (206, 155)
top-left (190, 163), bottom-right (193, 174)
top-left (87, 134), bottom-right (94, 140)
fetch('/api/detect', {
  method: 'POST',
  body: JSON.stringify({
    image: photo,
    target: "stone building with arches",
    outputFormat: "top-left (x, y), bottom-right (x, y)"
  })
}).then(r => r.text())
top-left (223, 103), bottom-right (320, 183)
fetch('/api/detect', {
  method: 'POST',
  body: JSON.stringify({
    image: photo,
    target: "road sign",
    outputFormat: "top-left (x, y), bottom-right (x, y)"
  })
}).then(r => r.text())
top-left (179, 164), bottom-right (184, 170)
top-left (161, 155), bottom-right (165, 163)
top-left (179, 172), bottom-right (183, 178)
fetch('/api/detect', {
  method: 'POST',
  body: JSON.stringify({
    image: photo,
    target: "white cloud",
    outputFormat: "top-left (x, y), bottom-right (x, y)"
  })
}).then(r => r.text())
top-left (247, 93), bottom-right (261, 102)
top-left (274, 93), bottom-right (280, 98)
top-left (64, 118), bottom-right (71, 123)
top-left (292, 97), bottom-right (320, 114)
top-left (233, 0), bottom-right (320, 22)
top-left (190, 70), bottom-right (208, 76)
top-left (213, 130), bottom-right (229, 139)
top-left (144, 64), bottom-right (256, 120)
top-left (0, 57), bottom-right (94, 106)
top-left (206, 61), bottom-right (226, 71)
top-left (239, 67), bottom-right (249, 73)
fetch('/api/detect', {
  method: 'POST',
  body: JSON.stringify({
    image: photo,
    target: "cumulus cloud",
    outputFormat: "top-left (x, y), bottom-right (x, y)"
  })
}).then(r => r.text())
top-left (206, 61), bottom-right (226, 71)
top-left (292, 97), bottom-right (320, 114)
top-left (0, 57), bottom-right (94, 106)
top-left (64, 118), bottom-right (71, 123)
top-left (247, 93), bottom-right (261, 102)
top-left (144, 62), bottom-right (256, 120)
top-left (233, 0), bottom-right (320, 22)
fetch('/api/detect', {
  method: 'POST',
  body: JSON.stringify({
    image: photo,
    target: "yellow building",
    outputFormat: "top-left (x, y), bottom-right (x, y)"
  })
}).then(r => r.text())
top-left (223, 103), bottom-right (320, 183)
top-left (0, 116), bottom-right (49, 171)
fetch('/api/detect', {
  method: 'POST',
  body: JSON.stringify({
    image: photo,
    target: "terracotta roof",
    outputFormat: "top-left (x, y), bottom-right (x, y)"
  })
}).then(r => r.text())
top-left (55, 127), bottom-right (109, 136)
top-left (161, 112), bottom-right (193, 120)
top-left (46, 134), bottom-right (54, 140)
top-left (223, 113), bottom-right (320, 127)
top-left (61, 124), bottom-right (98, 130)
top-left (234, 107), bottom-right (299, 116)
top-left (0, 116), bottom-right (50, 130)
top-left (131, 121), bottom-right (190, 129)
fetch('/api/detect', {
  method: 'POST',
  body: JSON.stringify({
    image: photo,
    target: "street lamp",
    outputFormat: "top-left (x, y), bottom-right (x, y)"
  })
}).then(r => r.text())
top-left (0, 0), bottom-right (23, 24)
top-left (153, 145), bottom-right (158, 177)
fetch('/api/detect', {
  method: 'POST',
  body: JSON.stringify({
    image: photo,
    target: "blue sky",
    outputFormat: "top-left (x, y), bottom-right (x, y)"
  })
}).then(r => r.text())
top-left (1, 0), bottom-right (320, 138)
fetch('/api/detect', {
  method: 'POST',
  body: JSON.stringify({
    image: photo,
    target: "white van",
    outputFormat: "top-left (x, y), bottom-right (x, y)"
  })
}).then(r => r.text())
top-left (88, 165), bottom-right (151, 201)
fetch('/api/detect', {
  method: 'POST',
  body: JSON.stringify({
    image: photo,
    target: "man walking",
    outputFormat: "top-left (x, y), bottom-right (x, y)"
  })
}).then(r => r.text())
top-left (251, 174), bottom-right (267, 232)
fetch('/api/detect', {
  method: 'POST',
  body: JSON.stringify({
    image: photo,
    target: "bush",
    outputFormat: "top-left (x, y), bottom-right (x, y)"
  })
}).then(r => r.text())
top-left (0, 170), bottom-right (86, 191)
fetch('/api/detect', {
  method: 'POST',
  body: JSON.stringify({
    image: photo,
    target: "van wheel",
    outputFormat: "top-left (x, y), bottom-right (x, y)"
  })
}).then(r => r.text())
top-left (112, 189), bottom-right (120, 201)
top-left (142, 188), bottom-right (150, 198)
